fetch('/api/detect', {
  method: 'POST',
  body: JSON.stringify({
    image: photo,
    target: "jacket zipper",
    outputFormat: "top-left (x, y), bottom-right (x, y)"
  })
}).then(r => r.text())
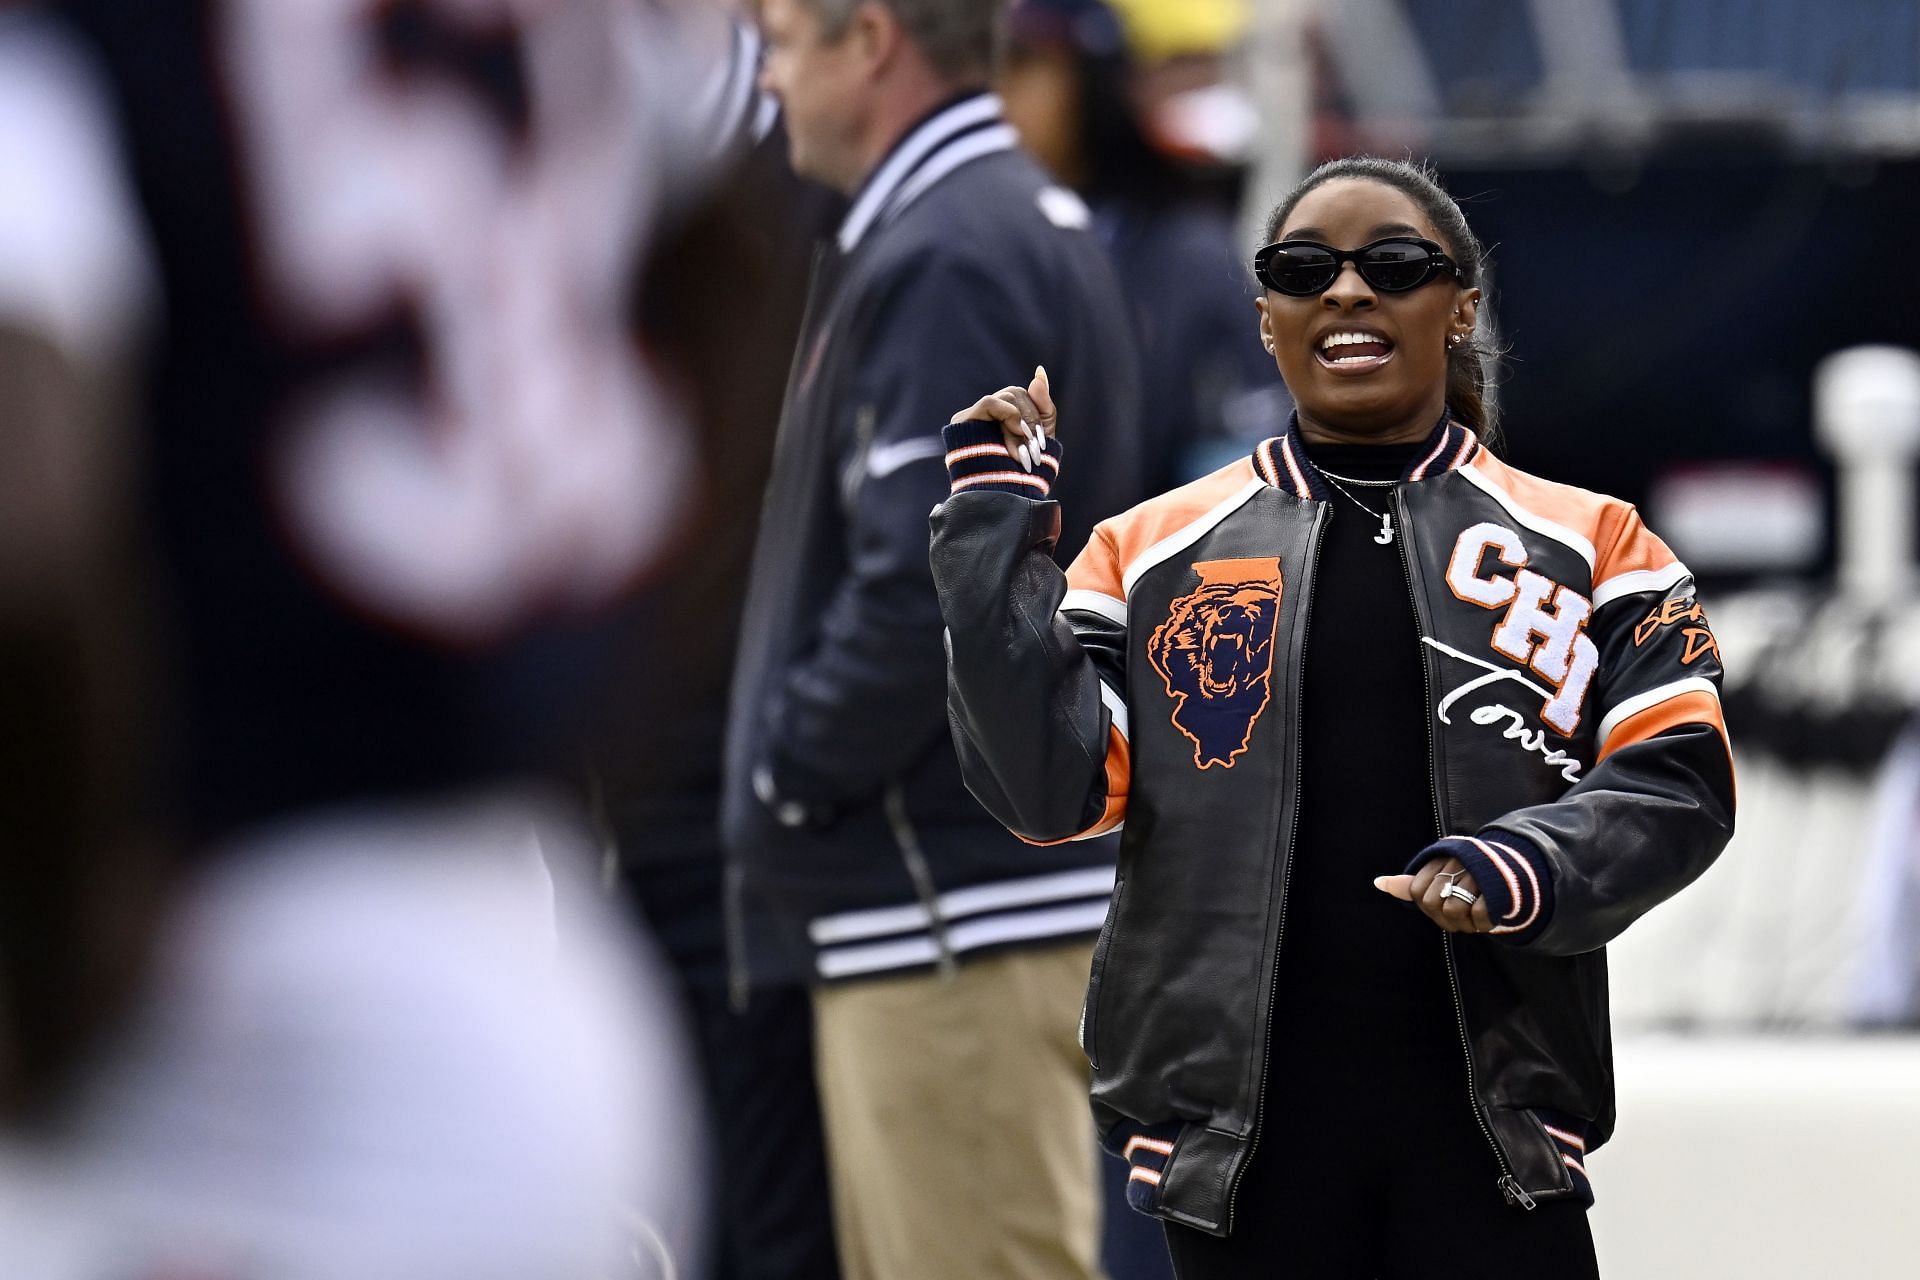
top-left (1226, 503), bottom-right (1327, 1233)
top-left (885, 783), bottom-right (959, 978)
top-left (1393, 488), bottom-right (1534, 1210)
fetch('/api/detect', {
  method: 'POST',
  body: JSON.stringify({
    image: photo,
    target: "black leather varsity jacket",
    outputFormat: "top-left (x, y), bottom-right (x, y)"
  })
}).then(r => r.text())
top-left (929, 410), bottom-right (1736, 1238)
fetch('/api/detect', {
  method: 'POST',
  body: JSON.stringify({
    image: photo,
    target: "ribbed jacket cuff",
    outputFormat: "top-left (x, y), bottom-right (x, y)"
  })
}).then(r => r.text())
top-left (942, 420), bottom-right (1060, 498)
top-left (1102, 1119), bottom-right (1182, 1216)
top-left (1405, 831), bottom-right (1554, 944)
top-left (1535, 1107), bottom-right (1597, 1207)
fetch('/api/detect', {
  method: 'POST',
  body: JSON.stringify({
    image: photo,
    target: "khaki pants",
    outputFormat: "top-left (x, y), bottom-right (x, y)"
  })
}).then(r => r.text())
top-left (811, 941), bottom-right (1103, 1280)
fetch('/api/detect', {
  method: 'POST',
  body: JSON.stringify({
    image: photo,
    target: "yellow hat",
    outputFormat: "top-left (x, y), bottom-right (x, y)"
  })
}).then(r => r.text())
top-left (1105, 0), bottom-right (1251, 61)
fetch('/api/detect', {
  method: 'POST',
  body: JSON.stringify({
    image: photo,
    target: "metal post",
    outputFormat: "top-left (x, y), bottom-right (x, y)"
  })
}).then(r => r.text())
top-left (1815, 345), bottom-right (1920, 606)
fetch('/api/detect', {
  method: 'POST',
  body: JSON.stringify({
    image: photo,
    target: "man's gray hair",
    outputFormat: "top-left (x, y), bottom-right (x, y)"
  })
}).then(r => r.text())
top-left (809, 0), bottom-right (1004, 84)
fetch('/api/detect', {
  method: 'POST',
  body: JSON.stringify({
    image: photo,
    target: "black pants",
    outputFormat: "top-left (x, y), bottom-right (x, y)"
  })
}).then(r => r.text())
top-left (1162, 1091), bottom-right (1599, 1280)
top-left (623, 852), bottom-right (841, 1280)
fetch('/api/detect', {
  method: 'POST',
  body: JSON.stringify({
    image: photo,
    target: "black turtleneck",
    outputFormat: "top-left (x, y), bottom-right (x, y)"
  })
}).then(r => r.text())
top-left (1267, 439), bottom-right (1465, 1103)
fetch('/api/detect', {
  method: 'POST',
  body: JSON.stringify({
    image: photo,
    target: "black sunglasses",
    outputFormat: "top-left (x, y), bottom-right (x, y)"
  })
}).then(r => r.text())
top-left (1253, 236), bottom-right (1464, 297)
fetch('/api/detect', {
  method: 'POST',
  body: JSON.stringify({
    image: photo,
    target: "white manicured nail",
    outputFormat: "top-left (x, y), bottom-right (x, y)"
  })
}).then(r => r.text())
top-left (1018, 443), bottom-right (1032, 471)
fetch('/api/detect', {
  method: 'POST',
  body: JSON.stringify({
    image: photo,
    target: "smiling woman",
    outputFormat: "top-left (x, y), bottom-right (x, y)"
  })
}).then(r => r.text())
top-left (930, 155), bottom-right (1738, 1279)
top-left (1254, 159), bottom-right (1491, 448)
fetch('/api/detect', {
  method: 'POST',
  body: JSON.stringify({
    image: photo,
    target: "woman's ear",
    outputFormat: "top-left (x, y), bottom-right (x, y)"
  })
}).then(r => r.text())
top-left (1255, 296), bottom-right (1275, 355)
top-left (1453, 286), bottom-right (1482, 340)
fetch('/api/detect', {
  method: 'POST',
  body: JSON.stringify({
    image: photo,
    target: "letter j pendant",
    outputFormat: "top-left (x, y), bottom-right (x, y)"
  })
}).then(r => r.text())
top-left (1319, 471), bottom-right (1398, 547)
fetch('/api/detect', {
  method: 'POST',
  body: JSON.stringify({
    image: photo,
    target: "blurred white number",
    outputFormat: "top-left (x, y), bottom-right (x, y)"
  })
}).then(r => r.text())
top-left (222, 0), bottom-right (695, 640)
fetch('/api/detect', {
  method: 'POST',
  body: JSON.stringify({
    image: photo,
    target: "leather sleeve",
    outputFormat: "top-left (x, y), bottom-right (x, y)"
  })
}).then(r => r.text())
top-left (929, 491), bottom-right (1127, 844)
top-left (1485, 565), bottom-right (1736, 956)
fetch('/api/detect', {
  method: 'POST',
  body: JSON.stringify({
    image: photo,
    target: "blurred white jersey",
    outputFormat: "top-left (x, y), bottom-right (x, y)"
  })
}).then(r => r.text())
top-left (12, 795), bottom-right (704, 1280)
top-left (0, 3), bottom-right (731, 1275)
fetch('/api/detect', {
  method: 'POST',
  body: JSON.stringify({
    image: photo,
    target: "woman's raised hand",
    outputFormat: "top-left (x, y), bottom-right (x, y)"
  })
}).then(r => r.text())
top-left (949, 365), bottom-right (1056, 472)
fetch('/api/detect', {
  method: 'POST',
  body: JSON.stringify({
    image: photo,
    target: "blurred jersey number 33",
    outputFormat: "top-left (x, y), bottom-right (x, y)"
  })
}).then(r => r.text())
top-left (222, 0), bottom-right (695, 642)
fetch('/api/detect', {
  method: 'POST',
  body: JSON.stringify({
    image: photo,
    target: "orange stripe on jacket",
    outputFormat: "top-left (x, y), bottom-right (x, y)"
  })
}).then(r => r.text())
top-left (1598, 690), bottom-right (1727, 762)
top-left (1065, 458), bottom-right (1262, 602)
top-left (1469, 452), bottom-right (1681, 584)
top-left (1019, 722), bottom-right (1129, 846)
top-left (1591, 503), bottom-right (1681, 585)
top-left (1065, 526), bottom-right (1127, 601)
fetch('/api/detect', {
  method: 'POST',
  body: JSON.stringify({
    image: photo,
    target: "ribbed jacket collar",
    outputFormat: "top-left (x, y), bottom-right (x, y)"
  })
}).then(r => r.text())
top-left (835, 91), bottom-right (1018, 253)
top-left (1251, 408), bottom-right (1481, 500)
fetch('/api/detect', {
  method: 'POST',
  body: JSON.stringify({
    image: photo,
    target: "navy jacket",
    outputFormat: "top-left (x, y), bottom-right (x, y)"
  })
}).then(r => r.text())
top-left (721, 93), bottom-right (1146, 988)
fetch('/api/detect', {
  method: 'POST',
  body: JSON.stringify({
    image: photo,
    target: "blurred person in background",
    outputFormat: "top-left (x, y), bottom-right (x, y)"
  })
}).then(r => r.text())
top-left (0, 0), bottom-right (160, 1135)
top-left (929, 156), bottom-right (1735, 1277)
top-left (999, 0), bottom-right (1283, 492)
top-left (590, 12), bottom-right (848, 1280)
top-left (724, 0), bottom-right (1147, 1276)
top-left (0, 1), bottom-right (722, 1274)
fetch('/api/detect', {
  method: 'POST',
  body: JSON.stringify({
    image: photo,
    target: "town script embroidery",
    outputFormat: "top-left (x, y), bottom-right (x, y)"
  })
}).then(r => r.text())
top-left (1421, 637), bottom-right (1584, 784)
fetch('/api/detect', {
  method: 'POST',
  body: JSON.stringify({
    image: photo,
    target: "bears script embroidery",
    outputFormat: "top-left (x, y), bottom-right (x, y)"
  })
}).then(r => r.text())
top-left (1633, 596), bottom-right (1720, 665)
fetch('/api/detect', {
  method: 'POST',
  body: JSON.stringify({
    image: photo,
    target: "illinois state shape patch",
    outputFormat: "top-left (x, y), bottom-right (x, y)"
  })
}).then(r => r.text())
top-left (1147, 558), bottom-right (1284, 770)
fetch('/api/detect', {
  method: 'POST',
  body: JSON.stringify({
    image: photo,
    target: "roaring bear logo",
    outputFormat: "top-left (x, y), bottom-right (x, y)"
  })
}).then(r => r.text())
top-left (1147, 558), bottom-right (1285, 770)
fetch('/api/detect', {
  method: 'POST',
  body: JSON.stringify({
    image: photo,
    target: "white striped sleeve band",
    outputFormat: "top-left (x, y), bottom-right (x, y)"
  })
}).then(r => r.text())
top-left (1592, 561), bottom-right (1693, 608)
top-left (1060, 588), bottom-right (1127, 625)
top-left (1595, 677), bottom-right (1721, 748)
top-left (1098, 680), bottom-right (1129, 741)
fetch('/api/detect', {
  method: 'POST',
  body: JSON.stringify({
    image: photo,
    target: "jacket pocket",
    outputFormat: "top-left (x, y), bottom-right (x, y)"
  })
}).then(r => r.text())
top-left (1081, 874), bottom-right (1125, 1070)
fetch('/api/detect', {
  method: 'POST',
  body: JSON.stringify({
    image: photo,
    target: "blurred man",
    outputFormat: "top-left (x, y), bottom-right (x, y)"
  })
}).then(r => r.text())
top-left (596, 15), bottom-right (848, 1280)
top-left (0, 2), bottom-right (717, 1274)
top-left (0, 1), bottom-right (159, 1129)
top-left (724, 1), bottom-right (1147, 1277)
top-left (1001, 0), bottom-right (1284, 490)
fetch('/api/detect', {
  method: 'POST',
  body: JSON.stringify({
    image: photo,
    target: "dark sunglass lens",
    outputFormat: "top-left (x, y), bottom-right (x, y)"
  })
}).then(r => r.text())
top-left (1265, 245), bottom-right (1338, 295)
top-left (1359, 242), bottom-right (1436, 291)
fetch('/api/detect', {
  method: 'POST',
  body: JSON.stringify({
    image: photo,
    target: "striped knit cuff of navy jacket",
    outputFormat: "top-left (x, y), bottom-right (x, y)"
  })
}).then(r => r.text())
top-left (942, 420), bottom-right (1062, 498)
top-left (1107, 1105), bottom-right (1594, 1215)
top-left (1101, 1118), bottom-right (1184, 1215)
top-left (1405, 831), bottom-right (1555, 944)
top-left (1535, 1107), bottom-right (1598, 1207)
